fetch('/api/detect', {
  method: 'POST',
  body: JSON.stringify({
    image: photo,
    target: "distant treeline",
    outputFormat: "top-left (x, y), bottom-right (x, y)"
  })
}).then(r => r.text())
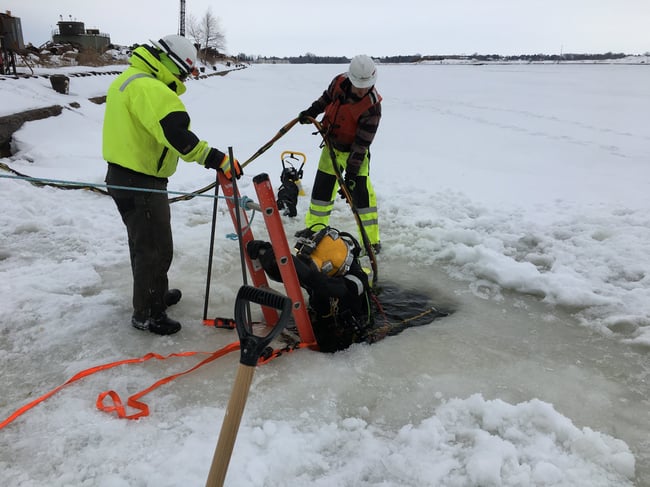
top-left (237, 52), bottom-right (633, 64)
top-left (454, 52), bottom-right (630, 62)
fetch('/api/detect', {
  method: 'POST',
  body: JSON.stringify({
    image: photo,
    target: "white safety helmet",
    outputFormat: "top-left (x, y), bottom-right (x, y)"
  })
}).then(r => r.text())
top-left (151, 34), bottom-right (198, 77)
top-left (348, 55), bottom-right (377, 88)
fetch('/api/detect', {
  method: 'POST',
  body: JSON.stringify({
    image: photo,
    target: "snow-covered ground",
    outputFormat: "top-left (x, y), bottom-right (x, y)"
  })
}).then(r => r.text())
top-left (1, 61), bottom-right (649, 486)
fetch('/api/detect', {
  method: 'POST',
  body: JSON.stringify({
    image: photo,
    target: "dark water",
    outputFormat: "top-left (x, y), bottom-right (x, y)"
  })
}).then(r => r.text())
top-left (368, 281), bottom-right (451, 341)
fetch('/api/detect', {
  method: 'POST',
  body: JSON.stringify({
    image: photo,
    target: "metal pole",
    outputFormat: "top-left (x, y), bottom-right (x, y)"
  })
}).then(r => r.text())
top-left (228, 147), bottom-right (251, 324)
top-left (203, 172), bottom-right (220, 321)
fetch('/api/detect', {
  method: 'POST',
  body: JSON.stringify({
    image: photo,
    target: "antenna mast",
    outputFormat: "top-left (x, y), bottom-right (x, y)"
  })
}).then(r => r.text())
top-left (179, 0), bottom-right (186, 36)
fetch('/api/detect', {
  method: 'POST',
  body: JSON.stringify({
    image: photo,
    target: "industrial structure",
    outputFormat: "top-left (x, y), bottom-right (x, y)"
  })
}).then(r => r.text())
top-left (0, 10), bottom-right (24, 75)
top-left (52, 17), bottom-right (111, 52)
top-left (179, 0), bottom-right (186, 36)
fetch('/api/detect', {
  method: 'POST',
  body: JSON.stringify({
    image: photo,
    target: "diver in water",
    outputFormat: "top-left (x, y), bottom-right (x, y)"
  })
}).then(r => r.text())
top-left (247, 226), bottom-right (372, 352)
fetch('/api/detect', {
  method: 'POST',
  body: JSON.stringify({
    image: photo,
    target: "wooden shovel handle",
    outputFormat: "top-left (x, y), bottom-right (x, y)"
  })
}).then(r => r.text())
top-left (205, 364), bottom-right (255, 487)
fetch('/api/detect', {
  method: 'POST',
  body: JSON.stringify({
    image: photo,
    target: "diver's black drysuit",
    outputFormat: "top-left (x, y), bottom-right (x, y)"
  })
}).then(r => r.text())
top-left (246, 240), bottom-right (373, 352)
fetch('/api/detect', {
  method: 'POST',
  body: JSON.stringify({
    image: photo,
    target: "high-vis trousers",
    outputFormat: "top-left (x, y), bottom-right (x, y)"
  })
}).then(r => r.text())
top-left (304, 147), bottom-right (380, 245)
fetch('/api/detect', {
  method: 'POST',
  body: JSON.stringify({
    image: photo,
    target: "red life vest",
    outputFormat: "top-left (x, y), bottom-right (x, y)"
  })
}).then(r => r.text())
top-left (322, 75), bottom-right (382, 147)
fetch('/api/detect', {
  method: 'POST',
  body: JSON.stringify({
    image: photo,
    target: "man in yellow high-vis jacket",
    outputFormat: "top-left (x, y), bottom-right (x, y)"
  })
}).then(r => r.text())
top-left (102, 34), bottom-right (241, 335)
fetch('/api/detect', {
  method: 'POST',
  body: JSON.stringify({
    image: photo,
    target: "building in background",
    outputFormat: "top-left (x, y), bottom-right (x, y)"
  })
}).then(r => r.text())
top-left (52, 17), bottom-right (111, 52)
top-left (0, 10), bottom-right (24, 75)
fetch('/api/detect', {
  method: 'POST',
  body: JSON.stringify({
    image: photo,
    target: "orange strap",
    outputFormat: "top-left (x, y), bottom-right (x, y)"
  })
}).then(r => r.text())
top-left (0, 342), bottom-right (240, 429)
top-left (0, 339), bottom-right (313, 428)
top-left (258, 341), bottom-right (316, 365)
top-left (203, 317), bottom-right (237, 329)
top-left (97, 341), bottom-right (241, 420)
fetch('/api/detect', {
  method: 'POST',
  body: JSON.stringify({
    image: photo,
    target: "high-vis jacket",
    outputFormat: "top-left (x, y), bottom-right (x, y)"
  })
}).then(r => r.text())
top-left (102, 45), bottom-right (212, 178)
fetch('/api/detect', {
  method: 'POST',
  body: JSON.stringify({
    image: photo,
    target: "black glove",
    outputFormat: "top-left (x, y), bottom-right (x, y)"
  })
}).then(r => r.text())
top-left (246, 240), bottom-right (272, 259)
top-left (203, 148), bottom-right (226, 170)
top-left (298, 110), bottom-right (313, 124)
top-left (338, 172), bottom-right (357, 201)
top-left (203, 148), bottom-right (242, 180)
top-left (344, 172), bottom-right (357, 191)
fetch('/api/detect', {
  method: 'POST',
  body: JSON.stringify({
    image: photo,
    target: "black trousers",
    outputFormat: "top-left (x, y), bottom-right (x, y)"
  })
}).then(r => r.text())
top-left (105, 163), bottom-right (173, 321)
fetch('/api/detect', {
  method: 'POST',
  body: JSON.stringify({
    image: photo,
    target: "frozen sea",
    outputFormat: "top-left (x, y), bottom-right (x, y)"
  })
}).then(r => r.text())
top-left (1, 60), bottom-right (649, 486)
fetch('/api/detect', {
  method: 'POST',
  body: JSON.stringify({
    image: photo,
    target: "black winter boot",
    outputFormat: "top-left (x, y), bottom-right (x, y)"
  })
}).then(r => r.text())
top-left (148, 313), bottom-right (181, 335)
top-left (131, 313), bottom-right (181, 335)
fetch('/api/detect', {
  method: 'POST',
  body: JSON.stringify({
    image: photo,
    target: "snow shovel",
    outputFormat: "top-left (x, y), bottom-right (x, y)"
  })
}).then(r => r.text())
top-left (205, 285), bottom-right (292, 487)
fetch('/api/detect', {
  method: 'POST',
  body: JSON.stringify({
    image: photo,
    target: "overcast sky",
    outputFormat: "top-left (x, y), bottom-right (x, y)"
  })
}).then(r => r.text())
top-left (4, 0), bottom-right (649, 57)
